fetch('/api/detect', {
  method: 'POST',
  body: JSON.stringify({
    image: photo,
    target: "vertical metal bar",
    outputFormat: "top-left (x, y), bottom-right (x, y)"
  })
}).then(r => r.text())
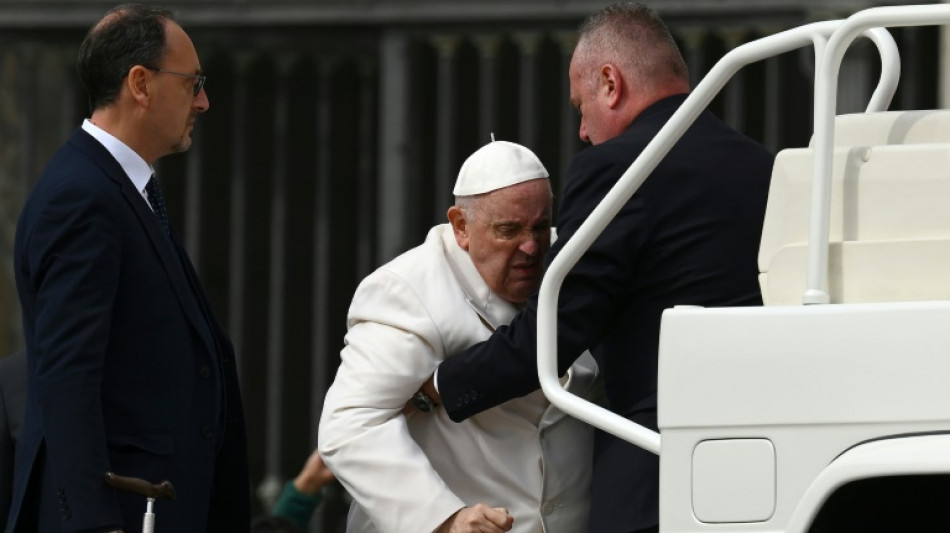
top-left (310, 59), bottom-right (335, 447)
top-left (356, 56), bottom-right (378, 278)
top-left (308, 57), bottom-right (336, 533)
top-left (19, 45), bottom-right (36, 194)
top-left (514, 32), bottom-right (541, 148)
top-left (432, 35), bottom-right (459, 221)
top-left (762, 28), bottom-right (789, 152)
top-left (721, 28), bottom-right (746, 131)
top-left (59, 45), bottom-right (78, 140)
top-left (228, 52), bottom-right (252, 375)
top-left (763, 51), bottom-right (782, 151)
top-left (376, 30), bottom-right (410, 262)
top-left (680, 27), bottom-right (707, 90)
top-left (4, 44), bottom-right (37, 352)
top-left (184, 114), bottom-right (203, 263)
top-left (265, 53), bottom-right (294, 490)
top-left (474, 35), bottom-right (501, 142)
top-left (555, 31), bottom-right (578, 193)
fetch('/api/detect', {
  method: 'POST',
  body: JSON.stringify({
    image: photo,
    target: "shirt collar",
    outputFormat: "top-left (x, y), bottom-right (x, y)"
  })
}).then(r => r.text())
top-left (439, 224), bottom-right (520, 329)
top-left (82, 119), bottom-right (155, 195)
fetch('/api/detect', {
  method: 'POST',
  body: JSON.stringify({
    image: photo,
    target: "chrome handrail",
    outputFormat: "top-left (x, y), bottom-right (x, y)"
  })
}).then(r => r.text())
top-left (537, 16), bottom-right (902, 455)
top-left (805, 4), bottom-right (950, 304)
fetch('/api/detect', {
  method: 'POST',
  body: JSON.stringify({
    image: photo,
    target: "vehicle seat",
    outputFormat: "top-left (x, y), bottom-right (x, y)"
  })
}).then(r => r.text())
top-left (758, 110), bottom-right (950, 305)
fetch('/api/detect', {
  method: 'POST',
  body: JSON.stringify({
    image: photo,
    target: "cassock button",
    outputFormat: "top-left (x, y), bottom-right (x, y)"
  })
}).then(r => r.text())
top-left (199, 365), bottom-right (211, 378)
top-left (202, 425), bottom-right (214, 438)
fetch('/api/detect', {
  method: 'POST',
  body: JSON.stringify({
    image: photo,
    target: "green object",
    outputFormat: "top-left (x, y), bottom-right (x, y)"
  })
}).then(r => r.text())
top-left (271, 480), bottom-right (323, 530)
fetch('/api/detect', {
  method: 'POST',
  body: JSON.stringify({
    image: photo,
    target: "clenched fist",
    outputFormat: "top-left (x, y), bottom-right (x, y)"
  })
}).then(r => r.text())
top-left (437, 504), bottom-right (514, 533)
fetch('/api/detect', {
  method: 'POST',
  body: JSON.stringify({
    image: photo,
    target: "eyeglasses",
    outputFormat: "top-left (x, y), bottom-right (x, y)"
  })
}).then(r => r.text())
top-left (143, 66), bottom-right (207, 97)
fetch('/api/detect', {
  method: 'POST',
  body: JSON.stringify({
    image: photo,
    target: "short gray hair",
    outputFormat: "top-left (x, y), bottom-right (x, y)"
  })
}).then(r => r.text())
top-left (454, 193), bottom-right (489, 222)
top-left (575, 2), bottom-right (688, 95)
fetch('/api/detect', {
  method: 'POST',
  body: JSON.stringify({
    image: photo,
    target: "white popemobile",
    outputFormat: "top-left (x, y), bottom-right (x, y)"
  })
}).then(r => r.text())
top-left (538, 4), bottom-right (950, 532)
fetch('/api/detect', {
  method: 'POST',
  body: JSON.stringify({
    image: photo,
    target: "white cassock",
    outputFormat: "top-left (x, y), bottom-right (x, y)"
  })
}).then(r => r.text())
top-left (319, 224), bottom-right (599, 533)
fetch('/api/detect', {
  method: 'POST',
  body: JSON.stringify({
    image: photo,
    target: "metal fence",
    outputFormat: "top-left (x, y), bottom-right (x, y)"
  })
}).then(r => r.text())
top-left (0, 3), bottom-right (940, 530)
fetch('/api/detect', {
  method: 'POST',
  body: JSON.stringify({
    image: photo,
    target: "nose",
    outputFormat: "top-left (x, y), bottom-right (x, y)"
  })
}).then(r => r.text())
top-left (578, 117), bottom-right (589, 143)
top-left (194, 87), bottom-right (209, 113)
top-left (519, 235), bottom-right (540, 257)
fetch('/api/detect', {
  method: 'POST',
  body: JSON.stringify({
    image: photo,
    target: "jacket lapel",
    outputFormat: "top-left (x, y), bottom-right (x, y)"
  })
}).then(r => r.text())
top-left (124, 185), bottom-right (217, 357)
top-left (69, 129), bottom-right (217, 358)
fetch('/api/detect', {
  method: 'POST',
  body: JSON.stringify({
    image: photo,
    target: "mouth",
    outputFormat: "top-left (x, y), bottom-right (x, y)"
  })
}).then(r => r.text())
top-left (512, 263), bottom-right (540, 277)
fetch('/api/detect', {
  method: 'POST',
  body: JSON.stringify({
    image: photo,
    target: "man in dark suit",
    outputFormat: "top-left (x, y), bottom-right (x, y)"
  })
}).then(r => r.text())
top-left (0, 350), bottom-right (26, 529)
top-left (422, 3), bottom-right (774, 532)
top-left (8, 5), bottom-right (249, 533)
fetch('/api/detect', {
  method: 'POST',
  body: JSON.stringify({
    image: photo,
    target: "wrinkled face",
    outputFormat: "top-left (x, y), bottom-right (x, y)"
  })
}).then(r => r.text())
top-left (149, 21), bottom-right (208, 157)
top-left (453, 179), bottom-right (553, 304)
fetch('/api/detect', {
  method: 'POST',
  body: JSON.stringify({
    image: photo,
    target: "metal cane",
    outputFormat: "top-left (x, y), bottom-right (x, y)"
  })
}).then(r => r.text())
top-left (104, 472), bottom-right (177, 533)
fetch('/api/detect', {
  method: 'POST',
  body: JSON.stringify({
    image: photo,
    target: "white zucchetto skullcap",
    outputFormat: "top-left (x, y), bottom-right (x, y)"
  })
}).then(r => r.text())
top-left (453, 140), bottom-right (549, 196)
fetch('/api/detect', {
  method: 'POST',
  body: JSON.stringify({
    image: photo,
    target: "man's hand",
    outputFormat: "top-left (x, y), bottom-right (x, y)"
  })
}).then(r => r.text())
top-left (436, 504), bottom-right (513, 532)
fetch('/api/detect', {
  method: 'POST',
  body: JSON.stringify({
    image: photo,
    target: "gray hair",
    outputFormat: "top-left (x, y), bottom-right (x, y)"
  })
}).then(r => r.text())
top-left (575, 2), bottom-right (688, 95)
top-left (454, 194), bottom-right (484, 222)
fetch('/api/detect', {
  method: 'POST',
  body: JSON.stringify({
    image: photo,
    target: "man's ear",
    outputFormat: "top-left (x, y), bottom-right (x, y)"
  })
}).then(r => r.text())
top-left (600, 63), bottom-right (623, 109)
top-left (126, 65), bottom-right (151, 107)
top-left (447, 206), bottom-right (470, 251)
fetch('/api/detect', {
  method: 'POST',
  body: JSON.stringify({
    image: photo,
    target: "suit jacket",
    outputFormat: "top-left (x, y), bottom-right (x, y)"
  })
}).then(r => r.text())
top-left (0, 350), bottom-right (26, 529)
top-left (8, 128), bottom-right (249, 533)
top-left (319, 224), bottom-right (599, 533)
top-left (437, 94), bottom-right (774, 532)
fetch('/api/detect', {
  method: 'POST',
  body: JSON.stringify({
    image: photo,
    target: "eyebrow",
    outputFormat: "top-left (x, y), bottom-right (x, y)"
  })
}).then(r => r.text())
top-left (492, 219), bottom-right (550, 229)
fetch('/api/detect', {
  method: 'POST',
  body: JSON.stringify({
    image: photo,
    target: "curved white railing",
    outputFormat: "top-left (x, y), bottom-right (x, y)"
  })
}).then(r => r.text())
top-left (804, 4), bottom-right (950, 304)
top-left (537, 15), bottom-right (904, 455)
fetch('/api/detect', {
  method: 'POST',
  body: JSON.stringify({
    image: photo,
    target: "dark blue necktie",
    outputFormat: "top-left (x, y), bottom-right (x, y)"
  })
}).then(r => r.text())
top-left (145, 175), bottom-right (170, 236)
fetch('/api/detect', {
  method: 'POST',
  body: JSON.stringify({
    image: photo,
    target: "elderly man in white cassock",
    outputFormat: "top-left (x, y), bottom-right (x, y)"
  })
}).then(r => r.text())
top-left (319, 140), bottom-right (599, 533)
